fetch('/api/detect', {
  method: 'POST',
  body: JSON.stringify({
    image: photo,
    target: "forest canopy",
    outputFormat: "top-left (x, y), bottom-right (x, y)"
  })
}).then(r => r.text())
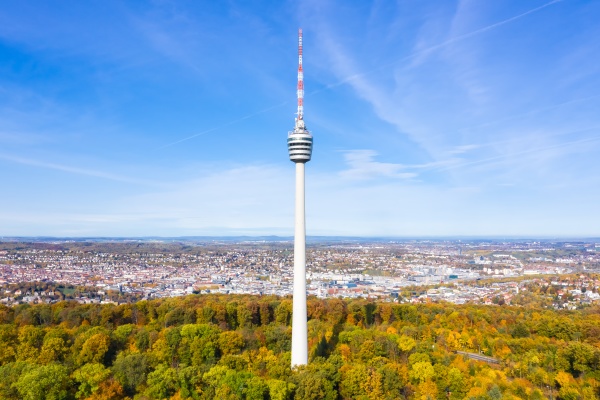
top-left (0, 294), bottom-right (599, 399)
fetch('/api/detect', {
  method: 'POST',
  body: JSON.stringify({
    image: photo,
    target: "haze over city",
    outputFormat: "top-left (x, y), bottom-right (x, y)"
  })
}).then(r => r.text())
top-left (1, 0), bottom-right (599, 237)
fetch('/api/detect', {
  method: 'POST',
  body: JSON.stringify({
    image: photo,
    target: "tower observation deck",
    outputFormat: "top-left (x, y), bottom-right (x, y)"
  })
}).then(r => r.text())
top-left (288, 125), bottom-right (313, 163)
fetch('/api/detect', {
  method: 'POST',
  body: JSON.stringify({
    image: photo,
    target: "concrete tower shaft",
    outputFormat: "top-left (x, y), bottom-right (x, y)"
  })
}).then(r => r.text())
top-left (291, 161), bottom-right (308, 367)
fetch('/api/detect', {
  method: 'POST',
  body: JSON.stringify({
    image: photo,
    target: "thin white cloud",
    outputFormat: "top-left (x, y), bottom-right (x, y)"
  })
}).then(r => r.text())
top-left (0, 131), bottom-right (49, 145)
top-left (306, 0), bottom-right (568, 154)
top-left (448, 144), bottom-right (480, 155)
top-left (339, 150), bottom-right (417, 180)
top-left (457, 94), bottom-right (600, 134)
top-left (308, 0), bottom-right (564, 97)
top-left (303, 0), bottom-right (600, 202)
top-left (1, 159), bottom-right (599, 237)
top-left (134, 0), bottom-right (567, 151)
top-left (132, 16), bottom-right (204, 75)
top-left (438, 136), bottom-right (600, 170)
top-left (0, 153), bottom-right (158, 186)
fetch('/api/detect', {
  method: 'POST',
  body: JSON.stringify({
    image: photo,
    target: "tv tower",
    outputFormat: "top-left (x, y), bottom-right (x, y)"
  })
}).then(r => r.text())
top-left (288, 28), bottom-right (312, 367)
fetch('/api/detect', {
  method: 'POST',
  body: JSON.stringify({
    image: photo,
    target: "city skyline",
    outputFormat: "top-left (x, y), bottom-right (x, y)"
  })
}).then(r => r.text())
top-left (1, 1), bottom-right (599, 237)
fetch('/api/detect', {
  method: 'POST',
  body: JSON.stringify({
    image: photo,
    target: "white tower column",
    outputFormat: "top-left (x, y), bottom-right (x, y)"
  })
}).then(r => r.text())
top-left (288, 28), bottom-right (312, 368)
top-left (291, 162), bottom-right (308, 367)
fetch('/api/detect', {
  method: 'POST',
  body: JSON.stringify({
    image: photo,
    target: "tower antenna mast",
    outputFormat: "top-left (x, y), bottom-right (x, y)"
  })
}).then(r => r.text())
top-left (297, 29), bottom-right (304, 122)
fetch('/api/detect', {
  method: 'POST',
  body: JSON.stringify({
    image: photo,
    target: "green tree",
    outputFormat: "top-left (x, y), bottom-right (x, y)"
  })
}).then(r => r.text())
top-left (445, 367), bottom-right (466, 399)
top-left (562, 342), bottom-right (598, 375)
top-left (267, 379), bottom-right (296, 400)
top-left (237, 304), bottom-right (252, 328)
top-left (264, 325), bottom-right (292, 354)
top-left (145, 363), bottom-right (179, 399)
top-left (294, 370), bottom-right (336, 400)
top-left (112, 323), bottom-right (134, 350)
top-left (112, 352), bottom-right (148, 395)
top-left (511, 322), bottom-right (530, 338)
top-left (274, 301), bottom-right (292, 326)
top-left (136, 328), bottom-right (150, 352)
top-left (226, 302), bottom-right (239, 329)
top-left (191, 336), bottom-right (218, 366)
top-left (488, 385), bottom-right (502, 400)
top-left (378, 363), bottom-right (408, 399)
top-left (203, 365), bottom-right (253, 399)
top-left (246, 376), bottom-right (269, 400)
top-left (0, 361), bottom-right (31, 399)
top-left (73, 363), bottom-right (111, 399)
top-left (14, 364), bottom-right (70, 400)
top-left (178, 365), bottom-right (203, 400)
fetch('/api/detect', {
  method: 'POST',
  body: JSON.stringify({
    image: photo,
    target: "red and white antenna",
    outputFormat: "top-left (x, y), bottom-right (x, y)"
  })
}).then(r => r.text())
top-left (297, 28), bottom-right (304, 121)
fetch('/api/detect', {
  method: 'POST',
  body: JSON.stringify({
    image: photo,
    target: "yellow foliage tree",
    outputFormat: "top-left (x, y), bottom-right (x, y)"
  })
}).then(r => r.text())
top-left (415, 381), bottom-right (438, 400)
top-left (78, 333), bottom-right (110, 365)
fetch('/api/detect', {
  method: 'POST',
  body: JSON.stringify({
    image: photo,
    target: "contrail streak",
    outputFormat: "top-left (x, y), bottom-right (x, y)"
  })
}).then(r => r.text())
top-left (436, 0), bottom-right (564, 47)
top-left (458, 94), bottom-right (600, 133)
top-left (157, 101), bottom-right (288, 150)
top-left (308, 0), bottom-right (566, 95)
top-left (161, 0), bottom-right (564, 148)
top-left (390, 127), bottom-right (600, 174)
top-left (434, 132), bottom-right (600, 173)
top-left (449, 125), bottom-right (600, 157)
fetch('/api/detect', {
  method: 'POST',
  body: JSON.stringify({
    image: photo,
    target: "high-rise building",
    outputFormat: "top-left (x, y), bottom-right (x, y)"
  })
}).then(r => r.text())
top-left (288, 28), bottom-right (312, 367)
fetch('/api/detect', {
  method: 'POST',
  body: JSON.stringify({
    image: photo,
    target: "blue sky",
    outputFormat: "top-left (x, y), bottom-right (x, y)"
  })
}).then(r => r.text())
top-left (1, 0), bottom-right (599, 237)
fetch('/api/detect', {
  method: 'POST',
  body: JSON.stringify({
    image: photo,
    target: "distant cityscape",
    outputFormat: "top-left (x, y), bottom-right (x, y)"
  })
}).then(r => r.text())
top-left (1, 238), bottom-right (599, 309)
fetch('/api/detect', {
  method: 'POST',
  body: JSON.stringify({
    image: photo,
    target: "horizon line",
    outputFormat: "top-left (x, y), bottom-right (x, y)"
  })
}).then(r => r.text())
top-left (1, 235), bottom-right (599, 242)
